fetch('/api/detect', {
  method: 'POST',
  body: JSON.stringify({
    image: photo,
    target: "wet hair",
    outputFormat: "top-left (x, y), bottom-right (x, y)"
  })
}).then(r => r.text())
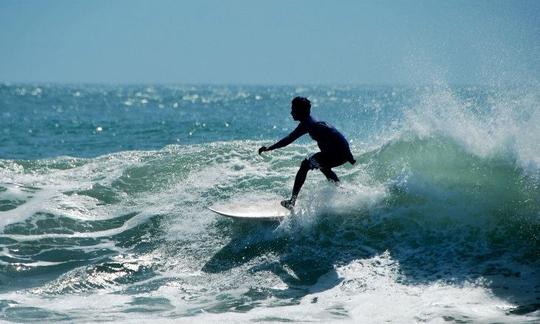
top-left (291, 96), bottom-right (311, 119)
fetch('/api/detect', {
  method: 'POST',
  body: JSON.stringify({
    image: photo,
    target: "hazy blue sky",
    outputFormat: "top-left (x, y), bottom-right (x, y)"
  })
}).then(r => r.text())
top-left (1, 0), bottom-right (539, 85)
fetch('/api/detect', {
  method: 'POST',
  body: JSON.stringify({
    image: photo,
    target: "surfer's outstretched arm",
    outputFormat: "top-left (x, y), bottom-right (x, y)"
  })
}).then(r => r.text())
top-left (258, 125), bottom-right (307, 155)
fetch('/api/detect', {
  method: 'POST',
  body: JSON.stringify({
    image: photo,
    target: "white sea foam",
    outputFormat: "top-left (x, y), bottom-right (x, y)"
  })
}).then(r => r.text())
top-left (404, 85), bottom-right (540, 174)
top-left (0, 252), bottom-right (526, 323)
top-left (0, 188), bottom-right (58, 231)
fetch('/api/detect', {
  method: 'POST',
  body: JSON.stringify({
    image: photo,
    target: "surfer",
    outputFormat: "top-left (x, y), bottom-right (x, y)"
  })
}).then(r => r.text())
top-left (258, 96), bottom-right (356, 209)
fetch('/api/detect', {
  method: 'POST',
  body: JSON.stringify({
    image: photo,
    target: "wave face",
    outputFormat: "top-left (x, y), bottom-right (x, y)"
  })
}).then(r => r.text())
top-left (0, 84), bottom-right (539, 322)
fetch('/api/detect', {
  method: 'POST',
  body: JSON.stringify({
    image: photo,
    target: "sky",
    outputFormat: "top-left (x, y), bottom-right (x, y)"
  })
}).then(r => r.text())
top-left (1, 0), bottom-right (539, 85)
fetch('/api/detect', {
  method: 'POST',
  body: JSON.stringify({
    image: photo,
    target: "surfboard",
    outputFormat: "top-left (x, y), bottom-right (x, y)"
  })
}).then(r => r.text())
top-left (208, 202), bottom-right (290, 221)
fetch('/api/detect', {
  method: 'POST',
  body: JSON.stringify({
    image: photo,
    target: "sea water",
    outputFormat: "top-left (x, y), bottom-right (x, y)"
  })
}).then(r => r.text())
top-left (0, 83), bottom-right (538, 322)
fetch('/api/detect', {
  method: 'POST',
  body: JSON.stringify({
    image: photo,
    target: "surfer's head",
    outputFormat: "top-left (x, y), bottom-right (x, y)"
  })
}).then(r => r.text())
top-left (291, 96), bottom-right (311, 121)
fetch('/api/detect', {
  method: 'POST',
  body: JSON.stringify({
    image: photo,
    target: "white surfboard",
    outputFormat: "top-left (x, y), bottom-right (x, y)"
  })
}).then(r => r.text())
top-left (208, 201), bottom-right (290, 221)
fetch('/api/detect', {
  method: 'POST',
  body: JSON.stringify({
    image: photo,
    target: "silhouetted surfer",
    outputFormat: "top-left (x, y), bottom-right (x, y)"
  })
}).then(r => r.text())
top-left (258, 96), bottom-right (356, 209)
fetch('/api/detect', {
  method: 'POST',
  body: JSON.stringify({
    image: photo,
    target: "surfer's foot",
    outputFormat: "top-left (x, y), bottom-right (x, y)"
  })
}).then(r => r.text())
top-left (281, 198), bottom-right (295, 210)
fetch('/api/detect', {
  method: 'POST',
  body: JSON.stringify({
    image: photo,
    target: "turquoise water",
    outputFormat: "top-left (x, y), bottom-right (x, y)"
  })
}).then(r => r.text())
top-left (0, 84), bottom-right (539, 322)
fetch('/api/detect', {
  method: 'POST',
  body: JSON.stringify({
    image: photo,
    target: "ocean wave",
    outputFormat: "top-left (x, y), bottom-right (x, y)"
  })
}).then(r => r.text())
top-left (0, 83), bottom-right (539, 321)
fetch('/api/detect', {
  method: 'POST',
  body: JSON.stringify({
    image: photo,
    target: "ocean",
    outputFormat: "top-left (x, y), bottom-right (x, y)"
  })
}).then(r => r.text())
top-left (0, 83), bottom-right (538, 322)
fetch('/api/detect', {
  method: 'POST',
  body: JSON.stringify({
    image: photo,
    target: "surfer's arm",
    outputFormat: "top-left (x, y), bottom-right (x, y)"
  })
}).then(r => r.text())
top-left (269, 133), bottom-right (300, 150)
top-left (259, 125), bottom-right (307, 154)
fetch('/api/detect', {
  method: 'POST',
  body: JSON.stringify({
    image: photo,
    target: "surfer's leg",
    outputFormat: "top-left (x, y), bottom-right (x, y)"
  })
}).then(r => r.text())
top-left (317, 153), bottom-right (346, 185)
top-left (291, 159), bottom-right (311, 199)
top-left (320, 168), bottom-right (340, 183)
top-left (282, 159), bottom-right (311, 209)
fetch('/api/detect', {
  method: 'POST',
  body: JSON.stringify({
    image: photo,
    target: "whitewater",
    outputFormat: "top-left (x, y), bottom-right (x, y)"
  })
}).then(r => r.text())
top-left (0, 84), bottom-right (538, 322)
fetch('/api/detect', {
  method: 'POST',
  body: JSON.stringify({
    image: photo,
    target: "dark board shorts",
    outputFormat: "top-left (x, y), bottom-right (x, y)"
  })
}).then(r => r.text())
top-left (306, 152), bottom-right (348, 170)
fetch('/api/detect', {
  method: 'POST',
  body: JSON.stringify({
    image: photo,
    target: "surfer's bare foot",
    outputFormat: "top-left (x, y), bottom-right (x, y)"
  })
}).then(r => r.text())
top-left (281, 199), bottom-right (295, 210)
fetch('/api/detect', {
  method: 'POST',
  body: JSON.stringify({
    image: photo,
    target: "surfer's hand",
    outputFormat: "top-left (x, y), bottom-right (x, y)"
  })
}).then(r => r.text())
top-left (258, 146), bottom-right (268, 155)
top-left (350, 158), bottom-right (356, 165)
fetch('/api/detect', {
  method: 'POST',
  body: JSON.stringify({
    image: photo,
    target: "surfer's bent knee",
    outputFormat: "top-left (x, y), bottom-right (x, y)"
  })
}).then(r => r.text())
top-left (300, 158), bottom-right (313, 170)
